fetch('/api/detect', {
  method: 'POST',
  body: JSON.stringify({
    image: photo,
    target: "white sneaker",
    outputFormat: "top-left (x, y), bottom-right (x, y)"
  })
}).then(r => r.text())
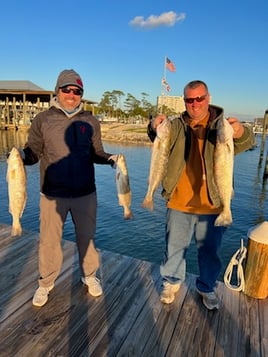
top-left (160, 281), bottom-right (181, 304)
top-left (81, 276), bottom-right (103, 297)
top-left (32, 285), bottom-right (54, 307)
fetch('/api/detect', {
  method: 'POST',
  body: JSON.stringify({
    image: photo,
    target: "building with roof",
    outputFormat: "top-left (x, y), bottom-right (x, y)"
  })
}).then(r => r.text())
top-left (253, 114), bottom-right (268, 134)
top-left (0, 80), bottom-right (96, 129)
top-left (0, 80), bottom-right (53, 129)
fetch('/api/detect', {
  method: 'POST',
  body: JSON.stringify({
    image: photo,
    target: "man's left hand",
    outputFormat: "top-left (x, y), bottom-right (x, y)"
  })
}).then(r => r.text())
top-left (227, 117), bottom-right (244, 139)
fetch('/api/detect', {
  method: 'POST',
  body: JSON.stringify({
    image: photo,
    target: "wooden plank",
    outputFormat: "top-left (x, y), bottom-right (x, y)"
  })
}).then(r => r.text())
top-left (0, 248), bottom-right (148, 356)
top-left (55, 254), bottom-right (147, 356)
top-left (214, 283), bottom-right (240, 356)
top-left (0, 235), bottom-right (78, 327)
top-left (102, 263), bottom-right (163, 357)
top-left (0, 225), bottom-right (266, 357)
top-left (259, 298), bottom-right (268, 357)
top-left (139, 274), bottom-right (196, 357)
top-left (165, 279), bottom-right (220, 357)
top-left (238, 293), bottom-right (261, 357)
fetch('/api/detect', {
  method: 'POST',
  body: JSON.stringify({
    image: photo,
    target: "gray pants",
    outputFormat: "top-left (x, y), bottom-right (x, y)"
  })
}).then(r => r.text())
top-left (38, 192), bottom-right (99, 288)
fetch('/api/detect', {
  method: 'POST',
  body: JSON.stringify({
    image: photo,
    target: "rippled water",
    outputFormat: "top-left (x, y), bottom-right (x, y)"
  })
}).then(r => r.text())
top-left (0, 130), bottom-right (267, 280)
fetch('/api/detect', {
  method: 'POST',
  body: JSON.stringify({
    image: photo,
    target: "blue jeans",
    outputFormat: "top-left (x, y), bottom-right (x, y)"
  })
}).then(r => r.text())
top-left (160, 209), bottom-right (226, 292)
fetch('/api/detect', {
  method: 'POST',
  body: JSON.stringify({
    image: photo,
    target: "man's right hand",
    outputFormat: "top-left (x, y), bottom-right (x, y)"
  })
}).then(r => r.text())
top-left (151, 114), bottom-right (167, 130)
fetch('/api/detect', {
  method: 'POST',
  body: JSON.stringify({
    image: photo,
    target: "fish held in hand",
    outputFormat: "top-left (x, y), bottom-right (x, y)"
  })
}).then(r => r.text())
top-left (214, 118), bottom-right (234, 226)
top-left (116, 154), bottom-right (133, 219)
top-left (142, 118), bottom-right (171, 210)
top-left (6, 147), bottom-right (27, 236)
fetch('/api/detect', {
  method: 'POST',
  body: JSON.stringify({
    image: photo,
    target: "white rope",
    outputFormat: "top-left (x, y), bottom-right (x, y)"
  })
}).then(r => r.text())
top-left (224, 239), bottom-right (247, 292)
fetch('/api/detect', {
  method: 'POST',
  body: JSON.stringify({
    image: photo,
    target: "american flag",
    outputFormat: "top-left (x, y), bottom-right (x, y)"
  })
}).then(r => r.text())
top-left (162, 78), bottom-right (171, 92)
top-left (166, 57), bottom-right (176, 72)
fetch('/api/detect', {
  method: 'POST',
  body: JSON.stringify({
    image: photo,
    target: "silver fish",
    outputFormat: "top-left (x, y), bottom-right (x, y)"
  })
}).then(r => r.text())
top-left (116, 154), bottom-right (133, 219)
top-left (214, 118), bottom-right (234, 226)
top-left (142, 118), bottom-right (171, 210)
top-left (6, 147), bottom-right (27, 236)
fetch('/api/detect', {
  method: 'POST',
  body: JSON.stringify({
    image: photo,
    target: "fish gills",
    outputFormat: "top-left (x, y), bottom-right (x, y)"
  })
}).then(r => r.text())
top-left (142, 118), bottom-right (171, 210)
top-left (6, 147), bottom-right (27, 236)
top-left (116, 154), bottom-right (133, 219)
top-left (214, 118), bottom-right (234, 226)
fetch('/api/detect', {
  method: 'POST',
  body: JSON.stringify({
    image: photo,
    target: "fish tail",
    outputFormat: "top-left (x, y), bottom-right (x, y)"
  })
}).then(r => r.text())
top-left (11, 222), bottom-right (22, 236)
top-left (214, 211), bottom-right (233, 227)
top-left (141, 198), bottom-right (154, 211)
top-left (124, 210), bottom-right (133, 220)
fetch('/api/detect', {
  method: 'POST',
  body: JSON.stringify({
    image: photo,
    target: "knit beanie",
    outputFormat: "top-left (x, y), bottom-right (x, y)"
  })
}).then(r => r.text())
top-left (55, 69), bottom-right (84, 92)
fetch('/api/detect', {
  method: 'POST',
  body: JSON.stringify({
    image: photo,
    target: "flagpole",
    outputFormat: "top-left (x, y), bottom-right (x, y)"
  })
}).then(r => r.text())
top-left (161, 56), bottom-right (167, 95)
top-left (163, 56), bottom-right (167, 81)
top-left (160, 56), bottom-right (166, 114)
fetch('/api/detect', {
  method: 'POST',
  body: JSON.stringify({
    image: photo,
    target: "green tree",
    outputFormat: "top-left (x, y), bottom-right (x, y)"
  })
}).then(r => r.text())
top-left (96, 89), bottom-right (157, 122)
top-left (98, 91), bottom-right (113, 117)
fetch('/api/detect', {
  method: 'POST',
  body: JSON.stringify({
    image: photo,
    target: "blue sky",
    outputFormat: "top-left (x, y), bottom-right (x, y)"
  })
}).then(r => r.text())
top-left (1, 0), bottom-right (267, 120)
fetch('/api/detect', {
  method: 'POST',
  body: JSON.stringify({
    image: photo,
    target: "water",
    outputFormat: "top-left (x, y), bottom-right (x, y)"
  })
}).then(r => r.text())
top-left (0, 130), bottom-right (267, 280)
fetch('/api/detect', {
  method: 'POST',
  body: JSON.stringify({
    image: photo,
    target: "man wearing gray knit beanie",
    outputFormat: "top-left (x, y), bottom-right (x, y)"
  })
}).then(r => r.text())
top-left (55, 69), bottom-right (84, 93)
top-left (20, 69), bottom-right (119, 307)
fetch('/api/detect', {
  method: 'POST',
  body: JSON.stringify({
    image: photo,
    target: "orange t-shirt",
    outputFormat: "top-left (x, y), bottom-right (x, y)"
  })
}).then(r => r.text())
top-left (167, 114), bottom-right (221, 214)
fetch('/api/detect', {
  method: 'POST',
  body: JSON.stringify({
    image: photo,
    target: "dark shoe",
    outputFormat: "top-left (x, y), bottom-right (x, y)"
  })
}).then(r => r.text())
top-left (196, 288), bottom-right (220, 310)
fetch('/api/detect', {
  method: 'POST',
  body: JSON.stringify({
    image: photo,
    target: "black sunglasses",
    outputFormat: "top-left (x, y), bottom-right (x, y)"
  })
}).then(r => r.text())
top-left (60, 87), bottom-right (83, 96)
top-left (184, 94), bottom-right (208, 104)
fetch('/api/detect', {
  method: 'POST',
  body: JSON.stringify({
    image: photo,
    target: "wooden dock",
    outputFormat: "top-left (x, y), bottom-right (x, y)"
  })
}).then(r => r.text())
top-left (0, 223), bottom-right (267, 357)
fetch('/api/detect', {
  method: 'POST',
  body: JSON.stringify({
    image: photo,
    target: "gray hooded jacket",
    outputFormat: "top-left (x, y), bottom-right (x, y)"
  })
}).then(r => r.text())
top-left (23, 97), bottom-right (112, 198)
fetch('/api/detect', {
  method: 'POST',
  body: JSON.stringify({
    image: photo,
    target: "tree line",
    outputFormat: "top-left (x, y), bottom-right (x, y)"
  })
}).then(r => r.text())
top-left (87, 90), bottom-right (176, 123)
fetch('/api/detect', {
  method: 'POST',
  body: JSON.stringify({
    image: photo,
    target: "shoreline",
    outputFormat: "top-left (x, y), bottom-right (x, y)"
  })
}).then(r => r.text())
top-left (100, 122), bottom-right (151, 145)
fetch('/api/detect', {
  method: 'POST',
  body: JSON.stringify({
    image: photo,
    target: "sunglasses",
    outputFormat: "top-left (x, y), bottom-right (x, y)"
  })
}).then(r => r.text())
top-left (60, 87), bottom-right (83, 96)
top-left (184, 94), bottom-right (208, 104)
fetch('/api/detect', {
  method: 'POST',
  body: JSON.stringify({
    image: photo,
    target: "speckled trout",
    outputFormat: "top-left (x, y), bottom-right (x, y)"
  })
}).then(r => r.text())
top-left (214, 118), bottom-right (234, 226)
top-left (116, 153), bottom-right (133, 219)
top-left (6, 147), bottom-right (27, 236)
top-left (142, 118), bottom-right (171, 210)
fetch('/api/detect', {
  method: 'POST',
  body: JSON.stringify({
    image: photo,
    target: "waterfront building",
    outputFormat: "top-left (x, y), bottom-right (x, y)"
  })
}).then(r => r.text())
top-left (157, 95), bottom-right (185, 114)
top-left (0, 80), bottom-right (96, 129)
top-left (253, 116), bottom-right (268, 134)
top-left (0, 81), bottom-right (53, 129)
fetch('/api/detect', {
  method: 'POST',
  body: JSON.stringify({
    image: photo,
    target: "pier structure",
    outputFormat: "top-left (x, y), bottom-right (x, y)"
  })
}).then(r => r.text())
top-left (0, 80), bottom-right (53, 129)
top-left (0, 223), bottom-right (267, 356)
top-left (0, 80), bottom-right (97, 130)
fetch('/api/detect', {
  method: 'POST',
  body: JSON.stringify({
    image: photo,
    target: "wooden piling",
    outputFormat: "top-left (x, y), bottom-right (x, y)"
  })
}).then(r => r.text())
top-left (263, 150), bottom-right (268, 179)
top-left (259, 110), bottom-right (268, 165)
top-left (244, 222), bottom-right (268, 299)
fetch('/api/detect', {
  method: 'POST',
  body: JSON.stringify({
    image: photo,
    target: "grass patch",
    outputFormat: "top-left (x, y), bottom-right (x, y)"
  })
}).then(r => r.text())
top-left (124, 128), bottom-right (147, 133)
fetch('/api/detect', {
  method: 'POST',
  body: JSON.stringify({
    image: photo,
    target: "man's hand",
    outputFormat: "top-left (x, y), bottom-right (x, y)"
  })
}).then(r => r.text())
top-left (151, 114), bottom-right (167, 130)
top-left (108, 154), bottom-right (118, 169)
top-left (227, 117), bottom-right (244, 139)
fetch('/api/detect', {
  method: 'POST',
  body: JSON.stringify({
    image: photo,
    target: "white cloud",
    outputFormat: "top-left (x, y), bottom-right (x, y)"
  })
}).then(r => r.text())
top-left (129, 11), bottom-right (186, 29)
